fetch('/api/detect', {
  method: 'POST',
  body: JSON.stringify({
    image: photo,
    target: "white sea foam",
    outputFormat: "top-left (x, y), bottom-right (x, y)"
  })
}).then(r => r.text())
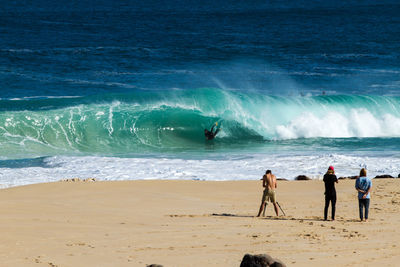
top-left (6, 95), bottom-right (82, 101)
top-left (274, 109), bottom-right (400, 139)
top-left (0, 153), bottom-right (398, 187)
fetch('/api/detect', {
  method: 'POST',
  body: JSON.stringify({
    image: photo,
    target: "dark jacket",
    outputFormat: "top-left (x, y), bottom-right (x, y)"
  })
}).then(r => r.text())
top-left (323, 173), bottom-right (338, 196)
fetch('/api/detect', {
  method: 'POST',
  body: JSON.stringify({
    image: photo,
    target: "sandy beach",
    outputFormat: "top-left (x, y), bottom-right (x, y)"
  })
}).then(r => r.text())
top-left (0, 178), bottom-right (399, 267)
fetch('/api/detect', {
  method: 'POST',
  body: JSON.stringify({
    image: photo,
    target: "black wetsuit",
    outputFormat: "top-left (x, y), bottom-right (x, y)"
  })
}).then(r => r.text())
top-left (323, 173), bottom-right (338, 220)
top-left (205, 125), bottom-right (219, 140)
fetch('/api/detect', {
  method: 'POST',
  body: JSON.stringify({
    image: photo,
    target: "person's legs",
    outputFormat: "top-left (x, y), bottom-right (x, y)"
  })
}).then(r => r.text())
top-left (364, 199), bottom-right (370, 221)
top-left (331, 195), bottom-right (337, 220)
top-left (210, 124), bottom-right (216, 132)
top-left (358, 199), bottom-right (364, 221)
top-left (257, 202), bottom-right (265, 217)
top-left (262, 201), bottom-right (269, 216)
top-left (257, 190), bottom-right (267, 217)
top-left (269, 190), bottom-right (278, 216)
top-left (324, 195), bottom-right (330, 221)
top-left (273, 202), bottom-right (279, 216)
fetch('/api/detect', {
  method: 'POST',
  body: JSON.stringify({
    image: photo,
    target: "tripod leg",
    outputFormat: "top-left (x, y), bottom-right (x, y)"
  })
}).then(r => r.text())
top-left (277, 202), bottom-right (286, 216)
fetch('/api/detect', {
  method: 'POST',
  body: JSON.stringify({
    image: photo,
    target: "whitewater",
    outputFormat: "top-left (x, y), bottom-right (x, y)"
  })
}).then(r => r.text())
top-left (2, 90), bottom-right (400, 156)
top-left (1, 89), bottom-right (400, 187)
top-left (1, 0), bottom-right (400, 187)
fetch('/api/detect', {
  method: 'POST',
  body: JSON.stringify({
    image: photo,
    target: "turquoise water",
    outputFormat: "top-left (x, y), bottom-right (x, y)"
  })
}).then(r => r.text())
top-left (1, 0), bottom-right (400, 186)
top-left (1, 90), bottom-right (400, 159)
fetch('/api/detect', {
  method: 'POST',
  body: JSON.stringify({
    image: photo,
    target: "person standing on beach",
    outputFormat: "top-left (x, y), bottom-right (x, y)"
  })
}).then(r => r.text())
top-left (355, 168), bottom-right (372, 222)
top-left (323, 166), bottom-right (338, 221)
top-left (257, 170), bottom-right (279, 217)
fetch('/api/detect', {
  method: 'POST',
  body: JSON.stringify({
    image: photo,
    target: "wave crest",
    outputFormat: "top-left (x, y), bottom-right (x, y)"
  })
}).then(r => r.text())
top-left (1, 89), bottom-right (400, 157)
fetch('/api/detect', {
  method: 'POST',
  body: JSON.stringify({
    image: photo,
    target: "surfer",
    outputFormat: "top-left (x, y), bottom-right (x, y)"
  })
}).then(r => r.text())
top-left (204, 122), bottom-right (220, 140)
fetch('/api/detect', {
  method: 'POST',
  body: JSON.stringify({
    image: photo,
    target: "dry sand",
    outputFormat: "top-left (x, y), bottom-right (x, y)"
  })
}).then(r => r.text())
top-left (0, 178), bottom-right (399, 266)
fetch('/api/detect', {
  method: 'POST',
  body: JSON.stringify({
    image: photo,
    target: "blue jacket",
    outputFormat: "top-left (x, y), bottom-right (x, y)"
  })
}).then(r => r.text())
top-left (355, 176), bottom-right (372, 199)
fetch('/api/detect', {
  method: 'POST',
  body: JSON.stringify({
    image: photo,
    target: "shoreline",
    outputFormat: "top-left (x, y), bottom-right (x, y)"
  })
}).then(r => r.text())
top-left (1, 173), bottom-right (398, 190)
top-left (1, 153), bottom-right (399, 188)
top-left (0, 179), bottom-right (399, 266)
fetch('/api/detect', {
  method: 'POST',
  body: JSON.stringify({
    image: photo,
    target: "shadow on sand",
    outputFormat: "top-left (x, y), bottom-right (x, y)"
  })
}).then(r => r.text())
top-left (211, 213), bottom-right (361, 223)
top-left (211, 213), bottom-right (254, 218)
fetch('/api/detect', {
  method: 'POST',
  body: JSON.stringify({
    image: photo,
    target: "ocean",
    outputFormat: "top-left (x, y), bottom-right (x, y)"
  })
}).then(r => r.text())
top-left (1, 0), bottom-right (400, 187)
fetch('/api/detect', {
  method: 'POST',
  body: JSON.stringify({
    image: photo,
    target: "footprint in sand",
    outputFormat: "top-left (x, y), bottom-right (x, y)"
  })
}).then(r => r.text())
top-left (66, 242), bottom-right (95, 248)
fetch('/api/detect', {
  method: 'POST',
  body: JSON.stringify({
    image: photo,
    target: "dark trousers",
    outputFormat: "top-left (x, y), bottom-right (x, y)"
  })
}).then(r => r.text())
top-left (358, 198), bottom-right (370, 220)
top-left (324, 194), bottom-right (336, 220)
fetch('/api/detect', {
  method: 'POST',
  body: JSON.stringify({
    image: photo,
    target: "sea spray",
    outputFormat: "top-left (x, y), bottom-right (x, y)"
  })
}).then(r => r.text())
top-left (1, 89), bottom-right (400, 159)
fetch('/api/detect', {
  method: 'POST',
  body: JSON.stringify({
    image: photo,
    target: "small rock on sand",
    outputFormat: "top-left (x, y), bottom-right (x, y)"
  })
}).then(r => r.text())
top-left (240, 253), bottom-right (286, 267)
top-left (295, 175), bottom-right (311, 181)
top-left (374, 175), bottom-right (394, 179)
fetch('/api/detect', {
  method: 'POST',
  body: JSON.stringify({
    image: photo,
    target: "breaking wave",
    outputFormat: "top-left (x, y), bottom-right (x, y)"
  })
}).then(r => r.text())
top-left (1, 88), bottom-right (400, 158)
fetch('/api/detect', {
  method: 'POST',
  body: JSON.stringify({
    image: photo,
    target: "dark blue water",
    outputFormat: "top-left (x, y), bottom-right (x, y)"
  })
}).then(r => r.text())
top-left (1, 0), bottom-right (400, 185)
top-left (1, 0), bottom-right (400, 99)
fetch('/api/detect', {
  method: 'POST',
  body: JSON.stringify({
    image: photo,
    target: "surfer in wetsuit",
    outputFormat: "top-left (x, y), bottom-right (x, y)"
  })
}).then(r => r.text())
top-left (204, 122), bottom-right (220, 140)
